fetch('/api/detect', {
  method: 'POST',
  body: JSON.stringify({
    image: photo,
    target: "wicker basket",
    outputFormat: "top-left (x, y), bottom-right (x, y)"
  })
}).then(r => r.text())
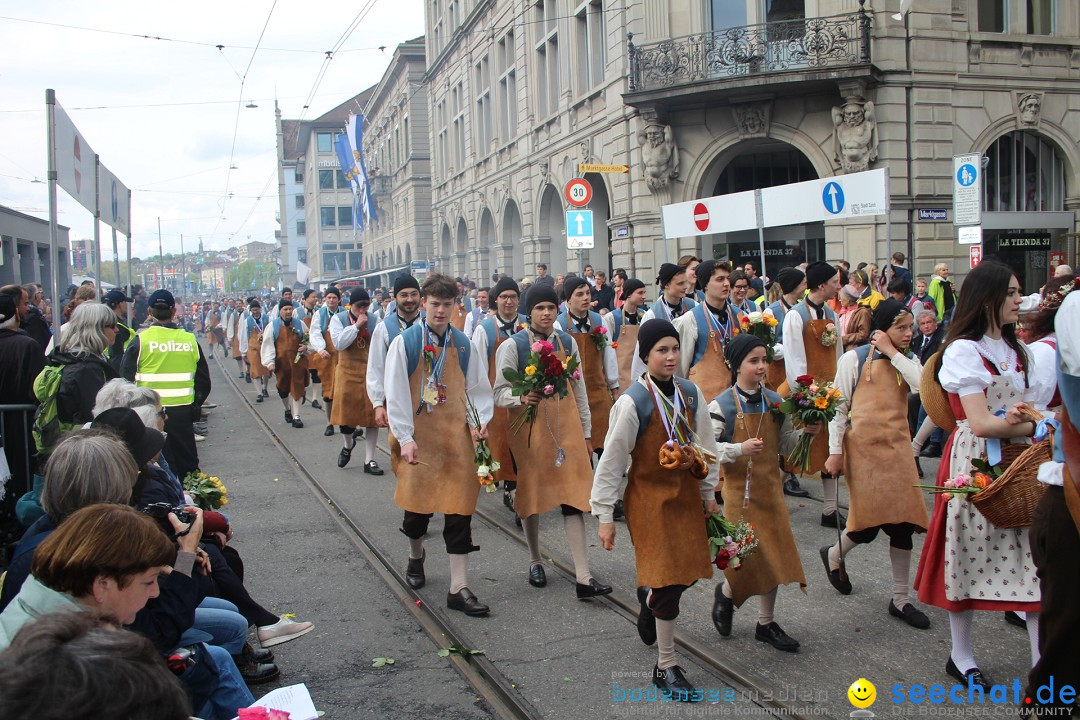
top-left (920, 351), bottom-right (956, 433)
top-left (971, 409), bottom-right (1052, 529)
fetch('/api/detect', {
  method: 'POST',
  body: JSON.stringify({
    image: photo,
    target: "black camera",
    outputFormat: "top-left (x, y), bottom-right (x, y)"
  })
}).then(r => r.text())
top-left (141, 502), bottom-right (195, 535)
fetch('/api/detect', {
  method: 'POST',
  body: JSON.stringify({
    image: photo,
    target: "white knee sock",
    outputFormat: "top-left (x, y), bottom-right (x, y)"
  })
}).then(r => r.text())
top-left (656, 618), bottom-right (678, 670)
top-left (758, 588), bottom-right (778, 626)
top-left (822, 475), bottom-right (838, 514)
top-left (720, 579), bottom-right (733, 599)
top-left (563, 514), bottom-right (592, 585)
top-left (912, 416), bottom-right (937, 454)
top-left (408, 537), bottom-right (424, 560)
top-left (828, 533), bottom-right (858, 569)
top-left (522, 514), bottom-right (543, 565)
top-left (281, 396), bottom-right (291, 412)
top-left (448, 553), bottom-right (469, 594)
top-left (344, 433), bottom-right (356, 450)
top-left (365, 431), bottom-right (379, 463)
top-left (1026, 610), bottom-right (1041, 666)
top-left (291, 397), bottom-right (301, 418)
top-left (890, 547), bottom-right (913, 609)
top-left (949, 609), bottom-right (977, 673)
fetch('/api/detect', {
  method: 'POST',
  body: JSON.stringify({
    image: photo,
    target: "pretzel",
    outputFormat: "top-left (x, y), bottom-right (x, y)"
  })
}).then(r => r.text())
top-left (677, 444), bottom-right (695, 470)
top-left (658, 442), bottom-right (683, 470)
top-left (689, 451), bottom-right (709, 479)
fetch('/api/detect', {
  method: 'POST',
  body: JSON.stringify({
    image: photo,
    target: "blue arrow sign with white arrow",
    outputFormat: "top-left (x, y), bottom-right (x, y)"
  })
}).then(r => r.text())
top-left (566, 209), bottom-right (594, 249)
top-left (822, 181), bottom-right (845, 215)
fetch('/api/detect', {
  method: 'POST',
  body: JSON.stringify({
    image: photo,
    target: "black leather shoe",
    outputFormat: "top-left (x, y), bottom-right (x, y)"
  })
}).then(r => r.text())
top-left (783, 475), bottom-right (810, 497)
top-left (256, 394), bottom-right (263, 403)
top-left (529, 564), bottom-right (547, 588)
top-left (292, 417), bottom-right (304, 429)
top-left (889, 600), bottom-right (931, 629)
top-left (820, 546), bottom-right (852, 595)
top-left (447, 587), bottom-right (489, 616)
top-left (820, 510), bottom-right (846, 529)
top-left (337, 447), bottom-right (352, 468)
top-left (503, 485), bottom-right (515, 511)
top-left (946, 657), bottom-right (991, 689)
top-left (324, 424), bottom-right (335, 436)
top-left (711, 585), bottom-right (733, 637)
top-left (262, 388), bottom-right (269, 397)
top-left (312, 399), bottom-right (322, 410)
top-left (612, 499), bottom-right (625, 521)
top-left (245, 372), bottom-right (252, 383)
top-left (239, 371), bottom-right (245, 378)
top-left (241, 642), bottom-right (274, 664)
top-left (514, 515), bottom-right (522, 528)
top-left (755, 622), bottom-right (800, 652)
top-left (364, 461), bottom-right (384, 476)
top-left (576, 578), bottom-right (612, 599)
top-left (1004, 610), bottom-right (1028, 629)
top-left (352, 427), bottom-right (364, 439)
top-left (921, 442), bottom-right (943, 458)
top-left (284, 410), bottom-right (292, 423)
top-left (233, 655), bottom-right (280, 684)
top-left (637, 586), bottom-right (656, 645)
top-left (652, 665), bottom-right (696, 701)
top-left (916, 458), bottom-right (924, 479)
top-left (405, 553), bottom-right (425, 589)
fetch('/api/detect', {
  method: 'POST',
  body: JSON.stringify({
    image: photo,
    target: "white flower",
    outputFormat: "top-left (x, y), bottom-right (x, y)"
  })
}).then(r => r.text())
top-left (747, 311), bottom-right (763, 324)
top-left (762, 307), bottom-right (775, 317)
top-left (825, 323), bottom-right (836, 331)
top-left (477, 465), bottom-right (490, 477)
top-left (489, 461), bottom-right (501, 472)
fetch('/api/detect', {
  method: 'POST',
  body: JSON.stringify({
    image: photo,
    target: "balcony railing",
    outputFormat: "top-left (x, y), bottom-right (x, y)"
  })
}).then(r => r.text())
top-left (628, 10), bottom-right (871, 93)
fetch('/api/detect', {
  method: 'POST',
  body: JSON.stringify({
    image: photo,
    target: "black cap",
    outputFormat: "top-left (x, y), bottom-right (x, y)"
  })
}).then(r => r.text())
top-left (776, 267), bottom-right (805, 294)
top-left (621, 278), bottom-right (646, 299)
top-left (323, 286), bottom-right (341, 298)
top-left (805, 261), bottom-right (838, 290)
top-left (91, 407), bottom-right (166, 469)
top-left (349, 288), bottom-right (371, 306)
top-left (561, 276), bottom-right (590, 301)
top-left (636, 319), bottom-right (680, 362)
top-left (148, 289), bottom-right (175, 309)
top-left (302, 289), bottom-right (316, 300)
top-left (656, 263), bottom-right (683, 287)
top-left (524, 285), bottom-right (560, 316)
top-left (278, 299), bottom-right (293, 311)
top-left (725, 333), bottom-right (767, 373)
top-left (393, 275), bottom-right (421, 296)
top-left (491, 277), bottom-right (519, 301)
top-left (871, 298), bottom-right (911, 334)
top-left (104, 289), bottom-right (134, 304)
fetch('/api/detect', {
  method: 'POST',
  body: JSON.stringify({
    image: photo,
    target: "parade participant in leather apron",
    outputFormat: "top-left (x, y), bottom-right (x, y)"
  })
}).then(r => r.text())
top-left (822, 300), bottom-right (931, 631)
top-left (781, 261), bottom-right (845, 528)
top-left (386, 274), bottom-right (494, 617)
top-left (228, 299), bottom-right (244, 376)
top-left (603, 278), bottom-right (646, 393)
top-left (767, 267), bottom-right (810, 498)
top-left (493, 284), bottom-right (613, 601)
top-left (367, 275), bottom-right (424, 434)
top-left (207, 304), bottom-right (223, 359)
top-left (555, 276), bottom-right (619, 454)
top-left (308, 287), bottom-right (345, 435)
top-left (239, 300), bottom-right (270, 402)
top-left (330, 288), bottom-right (383, 474)
top-left (709, 334), bottom-right (808, 653)
top-left (629, 263), bottom-right (696, 382)
top-left (914, 262), bottom-right (1045, 689)
top-left (261, 300), bottom-right (308, 429)
top-left (592, 319), bottom-right (720, 699)
top-left (676, 260), bottom-right (743, 404)
top-left (449, 277), bottom-right (472, 332)
top-left (298, 289), bottom-right (322, 411)
top-left (471, 277), bottom-right (526, 499)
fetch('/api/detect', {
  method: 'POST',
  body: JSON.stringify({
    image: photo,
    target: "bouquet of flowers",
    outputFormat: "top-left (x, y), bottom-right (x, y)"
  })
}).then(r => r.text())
top-left (778, 375), bottom-right (845, 474)
top-left (294, 331), bottom-right (310, 364)
top-left (915, 470), bottom-right (991, 501)
top-left (817, 322), bottom-right (838, 348)
top-left (237, 708), bottom-right (290, 720)
top-left (181, 470), bottom-right (228, 510)
top-left (501, 339), bottom-right (581, 434)
top-left (739, 308), bottom-right (780, 361)
top-left (590, 325), bottom-right (608, 351)
top-left (706, 513), bottom-right (758, 571)
top-left (465, 399), bottom-right (499, 493)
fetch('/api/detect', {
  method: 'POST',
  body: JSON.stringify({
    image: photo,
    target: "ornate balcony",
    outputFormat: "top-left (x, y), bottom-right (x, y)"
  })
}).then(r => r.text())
top-left (626, 10), bottom-right (872, 103)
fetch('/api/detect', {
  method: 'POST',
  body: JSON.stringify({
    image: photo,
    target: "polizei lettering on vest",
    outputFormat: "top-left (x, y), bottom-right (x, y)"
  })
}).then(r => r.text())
top-left (148, 340), bottom-right (195, 353)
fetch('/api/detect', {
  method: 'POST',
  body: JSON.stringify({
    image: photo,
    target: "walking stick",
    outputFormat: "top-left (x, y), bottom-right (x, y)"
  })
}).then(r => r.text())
top-left (833, 468), bottom-right (847, 583)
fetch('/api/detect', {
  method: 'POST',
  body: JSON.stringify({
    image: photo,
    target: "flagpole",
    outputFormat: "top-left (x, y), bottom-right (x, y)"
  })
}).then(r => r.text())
top-left (45, 89), bottom-right (63, 343)
top-left (126, 189), bottom-right (133, 327)
top-left (94, 155), bottom-right (103, 298)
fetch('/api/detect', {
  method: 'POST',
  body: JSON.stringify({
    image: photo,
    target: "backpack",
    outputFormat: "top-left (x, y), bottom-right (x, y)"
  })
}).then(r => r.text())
top-left (31, 364), bottom-right (70, 454)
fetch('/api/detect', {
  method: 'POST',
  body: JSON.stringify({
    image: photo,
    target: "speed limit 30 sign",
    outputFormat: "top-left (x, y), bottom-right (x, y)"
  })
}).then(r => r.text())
top-left (565, 178), bottom-right (592, 208)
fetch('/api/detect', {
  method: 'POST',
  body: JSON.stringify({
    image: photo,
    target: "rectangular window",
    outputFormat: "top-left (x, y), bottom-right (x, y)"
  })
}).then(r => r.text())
top-left (349, 251), bottom-right (363, 270)
top-left (403, 115), bottom-right (410, 158)
top-left (710, 0), bottom-right (747, 30)
top-left (437, 99), bottom-right (449, 176)
top-left (317, 132), bottom-right (333, 153)
top-left (295, 195), bottom-right (305, 209)
top-left (294, 171), bottom-right (303, 183)
top-left (475, 55), bottom-right (492, 152)
top-left (338, 206), bottom-right (353, 227)
top-left (1027, 0), bottom-right (1053, 34)
top-left (394, 125), bottom-right (402, 167)
top-left (575, 0), bottom-right (605, 92)
top-left (324, 252), bottom-right (346, 273)
top-left (535, 0), bottom-right (559, 118)
top-left (452, 82), bottom-right (466, 170)
top-left (318, 170), bottom-right (334, 190)
top-left (320, 207), bottom-right (336, 227)
top-left (497, 32), bottom-right (518, 141)
top-left (977, 0), bottom-right (1006, 32)
top-left (765, 0), bottom-right (805, 23)
top-left (296, 220), bottom-right (306, 236)
top-left (335, 170), bottom-right (348, 189)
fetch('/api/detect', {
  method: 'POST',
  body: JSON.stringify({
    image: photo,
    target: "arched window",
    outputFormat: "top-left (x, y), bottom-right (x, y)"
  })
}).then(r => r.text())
top-left (983, 131), bottom-right (1065, 213)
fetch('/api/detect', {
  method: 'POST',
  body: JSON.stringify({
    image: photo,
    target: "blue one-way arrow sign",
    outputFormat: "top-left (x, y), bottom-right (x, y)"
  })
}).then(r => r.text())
top-left (822, 181), bottom-right (845, 214)
top-left (566, 209), bottom-right (594, 249)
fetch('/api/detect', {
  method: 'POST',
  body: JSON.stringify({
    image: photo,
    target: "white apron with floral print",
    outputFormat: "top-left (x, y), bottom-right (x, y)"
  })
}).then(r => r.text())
top-left (943, 374), bottom-right (1039, 603)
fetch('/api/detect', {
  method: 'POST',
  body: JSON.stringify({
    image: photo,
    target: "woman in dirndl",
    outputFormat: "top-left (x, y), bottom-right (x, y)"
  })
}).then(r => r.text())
top-left (913, 261), bottom-right (1046, 689)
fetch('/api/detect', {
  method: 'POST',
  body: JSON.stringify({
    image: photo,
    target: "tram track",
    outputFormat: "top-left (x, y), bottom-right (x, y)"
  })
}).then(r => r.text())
top-left (214, 354), bottom-right (814, 719)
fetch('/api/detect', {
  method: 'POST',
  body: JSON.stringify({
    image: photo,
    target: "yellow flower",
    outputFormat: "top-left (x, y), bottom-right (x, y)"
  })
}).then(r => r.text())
top-left (219, 497), bottom-right (228, 506)
top-left (814, 396), bottom-right (828, 409)
top-left (525, 365), bottom-right (537, 376)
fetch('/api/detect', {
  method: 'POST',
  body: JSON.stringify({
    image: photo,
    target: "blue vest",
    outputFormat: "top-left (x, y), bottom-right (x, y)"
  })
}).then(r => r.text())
top-left (767, 300), bottom-right (791, 344)
top-left (610, 308), bottom-right (643, 343)
top-left (557, 310), bottom-right (603, 335)
top-left (510, 329), bottom-right (574, 373)
top-left (648, 296), bottom-right (696, 321)
top-left (246, 314), bottom-right (266, 333)
top-left (713, 386), bottom-right (783, 443)
top-left (384, 311), bottom-right (423, 345)
top-left (481, 314), bottom-right (527, 357)
top-left (792, 300), bottom-right (837, 326)
top-left (270, 316), bottom-right (305, 341)
top-left (690, 302), bottom-right (740, 367)
top-left (318, 306), bottom-right (348, 333)
top-left (400, 323), bottom-right (472, 378)
top-left (624, 377), bottom-right (701, 439)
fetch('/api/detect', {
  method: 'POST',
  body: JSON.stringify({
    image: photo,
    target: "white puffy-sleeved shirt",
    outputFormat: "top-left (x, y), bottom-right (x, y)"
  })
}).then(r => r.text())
top-left (492, 329), bottom-right (592, 437)
top-left (591, 376), bottom-right (720, 524)
top-left (383, 327), bottom-right (494, 448)
top-left (827, 349), bottom-right (923, 454)
top-left (554, 313), bottom-right (619, 390)
top-left (365, 313), bottom-right (421, 408)
top-left (1038, 291), bottom-right (1080, 487)
top-left (939, 337), bottom-right (1038, 403)
top-left (782, 301), bottom-right (844, 389)
top-left (1027, 336), bottom-right (1058, 412)
top-left (463, 306), bottom-right (489, 340)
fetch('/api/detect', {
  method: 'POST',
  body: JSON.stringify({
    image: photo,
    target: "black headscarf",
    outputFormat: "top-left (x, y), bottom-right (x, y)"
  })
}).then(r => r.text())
top-left (724, 333), bottom-right (767, 373)
top-left (636, 319), bottom-right (680, 362)
top-left (655, 263), bottom-right (682, 288)
top-left (621, 278), bottom-right (646, 299)
top-left (871, 298), bottom-right (910, 334)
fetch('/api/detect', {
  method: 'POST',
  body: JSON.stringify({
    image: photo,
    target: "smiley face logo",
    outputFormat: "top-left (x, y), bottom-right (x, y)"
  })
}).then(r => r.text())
top-left (848, 678), bottom-right (876, 709)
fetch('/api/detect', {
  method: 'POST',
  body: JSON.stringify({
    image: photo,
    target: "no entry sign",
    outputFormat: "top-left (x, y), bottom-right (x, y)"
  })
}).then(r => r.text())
top-left (693, 203), bottom-right (710, 232)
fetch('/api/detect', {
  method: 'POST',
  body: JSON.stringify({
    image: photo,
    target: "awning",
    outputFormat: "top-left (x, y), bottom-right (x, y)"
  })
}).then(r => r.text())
top-left (332, 263), bottom-right (410, 282)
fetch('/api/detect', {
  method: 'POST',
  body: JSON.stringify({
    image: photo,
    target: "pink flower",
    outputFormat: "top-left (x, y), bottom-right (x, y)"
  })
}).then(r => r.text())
top-left (538, 340), bottom-right (554, 353)
top-left (572, 368), bottom-right (582, 380)
top-left (238, 709), bottom-right (291, 720)
top-left (943, 479), bottom-right (957, 489)
top-left (531, 341), bottom-right (543, 353)
top-left (808, 384), bottom-right (819, 394)
top-left (596, 326), bottom-right (607, 335)
top-left (543, 384), bottom-right (555, 395)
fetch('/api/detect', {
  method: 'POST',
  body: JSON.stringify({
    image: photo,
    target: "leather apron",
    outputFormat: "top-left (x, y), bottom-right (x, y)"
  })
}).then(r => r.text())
top-left (450, 301), bottom-right (468, 331)
top-left (486, 332), bottom-right (516, 482)
top-left (329, 325), bottom-right (378, 428)
top-left (625, 401), bottom-right (714, 589)
top-left (230, 314), bottom-right (242, 358)
top-left (570, 331), bottom-right (613, 448)
top-left (801, 317), bottom-right (838, 475)
top-left (302, 316), bottom-right (323, 376)
top-left (318, 325), bottom-right (338, 400)
top-left (720, 392), bottom-right (806, 606)
top-left (842, 354), bottom-right (930, 534)
top-left (274, 327), bottom-right (308, 400)
top-left (688, 321), bottom-right (734, 404)
top-left (390, 344), bottom-right (479, 516)
top-left (615, 317), bottom-right (640, 393)
top-left (246, 323), bottom-right (269, 379)
top-left (506, 343), bottom-right (593, 517)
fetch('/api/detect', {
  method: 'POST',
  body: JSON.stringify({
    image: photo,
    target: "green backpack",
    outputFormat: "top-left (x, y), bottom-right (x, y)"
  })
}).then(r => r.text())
top-left (32, 364), bottom-right (71, 455)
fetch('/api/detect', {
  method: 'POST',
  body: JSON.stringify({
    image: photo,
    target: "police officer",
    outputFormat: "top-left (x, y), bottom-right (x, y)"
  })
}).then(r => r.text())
top-left (103, 288), bottom-right (136, 372)
top-left (121, 289), bottom-right (211, 478)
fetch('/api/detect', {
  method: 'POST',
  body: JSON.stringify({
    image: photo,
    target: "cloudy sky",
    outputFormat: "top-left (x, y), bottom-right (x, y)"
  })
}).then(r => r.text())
top-left (0, 1), bottom-right (424, 261)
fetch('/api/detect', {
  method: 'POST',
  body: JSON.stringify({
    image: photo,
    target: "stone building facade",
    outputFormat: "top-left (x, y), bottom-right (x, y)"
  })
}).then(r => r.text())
top-left (419, 0), bottom-right (1079, 288)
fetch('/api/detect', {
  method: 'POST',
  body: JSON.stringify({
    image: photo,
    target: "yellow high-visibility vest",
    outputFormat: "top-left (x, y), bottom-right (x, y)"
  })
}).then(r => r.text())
top-left (135, 325), bottom-right (200, 406)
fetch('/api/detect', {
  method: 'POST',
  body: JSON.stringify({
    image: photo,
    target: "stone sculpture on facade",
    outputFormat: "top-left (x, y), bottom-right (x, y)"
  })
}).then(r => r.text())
top-left (831, 100), bottom-right (878, 174)
top-left (732, 101), bottom-right (771, 139)
top-left (1017, 92), bottom-right (1042, 126)
top-left (637, 122), bottom-right (679, 192)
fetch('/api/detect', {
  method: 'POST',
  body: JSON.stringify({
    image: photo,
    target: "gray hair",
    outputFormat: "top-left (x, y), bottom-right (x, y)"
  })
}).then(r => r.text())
top-left (41, 429), bottom-right (138, 522)
top-left (58, 302), bottom-right (115, 356)
top-left (93, 379), bottom-right (160, 417)
top-left (132, 404), bottom-right (159, 429)
top-left (914, 308), bottom-right (937, 324)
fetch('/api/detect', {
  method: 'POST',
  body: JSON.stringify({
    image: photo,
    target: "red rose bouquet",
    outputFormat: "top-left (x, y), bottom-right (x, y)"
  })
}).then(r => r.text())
top-left (706, 513), bottom-right (758, 571)
top-left (501, 339), bottom-right (581, 434)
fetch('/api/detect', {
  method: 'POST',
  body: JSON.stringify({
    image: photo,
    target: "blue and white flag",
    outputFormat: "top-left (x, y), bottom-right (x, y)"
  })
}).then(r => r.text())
top-left (346, 113), bottom-right (378, 230)
top-left (334, 132), bottom-right (362, 232)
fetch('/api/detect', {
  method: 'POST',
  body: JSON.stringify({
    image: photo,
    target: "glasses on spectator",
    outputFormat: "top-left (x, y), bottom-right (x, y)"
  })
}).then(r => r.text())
top-left (733, 283), bottom-right (749, 290)
top-left (157, 409), bottom-right (167, 418)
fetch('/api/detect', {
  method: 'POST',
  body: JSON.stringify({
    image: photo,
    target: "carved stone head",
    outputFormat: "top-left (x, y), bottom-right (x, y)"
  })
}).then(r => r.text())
top-left (1017, 92), bottom-right (1042, 126)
